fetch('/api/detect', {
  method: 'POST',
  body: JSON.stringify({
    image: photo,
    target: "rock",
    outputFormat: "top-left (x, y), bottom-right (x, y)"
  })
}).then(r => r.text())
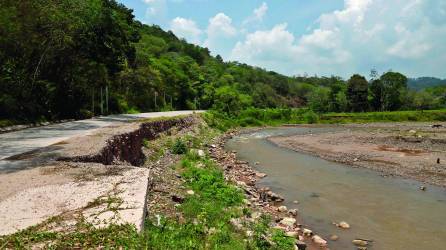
top-left (285, 231), bottom-right (299, 238)
top-left (409, 130), bottom-right (417, 133)
top-left (295, 240), bottom-right (307, 250)
top-left (250, 212), bottom-right (261, 219)
top-left (420, 186), bottom-right (426, 191)
top-left (186, 190), bottom-right (195, 195)
top-left (289, 209), bottom-right (298, 216)
top-left (245, 230), bottom-right (253, 237)
top-left (352, 239), bottom-right (368, 247)
top-left (353, 158), bottom-right (359, 162)
top-left (197, 149), bottom-right (205, 157)
top-left (255, 172), bottom-right (267, 178)
top-left (254, 162), bottom-right (260, 165)
top-left (280, 217), bottom-right (296, 227)
top-left (357, 247), bottom-right (367, 250)
top-left (303, 228), bottom-right (312, 236)
top-left (338, 221), bottom-right (350, 229)
top-left (293, 200), bottom-right (299, 204)
top-left (278, 206), bottom-right (288, 212)
top-left (312, 235), bottom-right (327, 247)
top-left (329, 235), bottom-right (339, 241)
top-left (243, 199), bottom-right (252, 205)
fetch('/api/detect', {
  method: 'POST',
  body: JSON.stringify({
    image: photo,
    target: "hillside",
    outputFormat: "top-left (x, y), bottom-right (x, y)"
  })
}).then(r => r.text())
top-left (1, 0), bottom-right (445, 126)
top-left (408, 77), bottom-right (446, 90)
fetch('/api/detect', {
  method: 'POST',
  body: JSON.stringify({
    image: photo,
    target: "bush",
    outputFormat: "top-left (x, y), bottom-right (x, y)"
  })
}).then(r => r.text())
top-left (171, 138), bottom-right (187, 154)
top-left (303, 110), bottom-right (319, 124)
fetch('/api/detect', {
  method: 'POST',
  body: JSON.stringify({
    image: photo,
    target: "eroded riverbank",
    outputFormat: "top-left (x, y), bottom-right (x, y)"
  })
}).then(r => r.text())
top-left (226, 126), bottom-right (446, 250)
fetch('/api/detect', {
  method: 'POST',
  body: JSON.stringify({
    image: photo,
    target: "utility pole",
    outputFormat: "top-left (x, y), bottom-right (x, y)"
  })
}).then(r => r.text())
top-left (100, 87), bottom-right (103, 115)
top-left (154, 91), bottom-right (158, 110)
top-left (105, 85), bottom-right (109, 114)
top-left (92, 88), bottom-right (95, 115)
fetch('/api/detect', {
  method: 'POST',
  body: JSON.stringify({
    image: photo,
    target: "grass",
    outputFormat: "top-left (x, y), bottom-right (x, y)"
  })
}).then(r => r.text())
top-left (204, 108), bottom-right (446, 131)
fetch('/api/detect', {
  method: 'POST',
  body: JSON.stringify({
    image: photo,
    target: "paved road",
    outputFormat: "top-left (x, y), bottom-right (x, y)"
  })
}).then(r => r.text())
top-left (0, 111), bottom-right (203, 171)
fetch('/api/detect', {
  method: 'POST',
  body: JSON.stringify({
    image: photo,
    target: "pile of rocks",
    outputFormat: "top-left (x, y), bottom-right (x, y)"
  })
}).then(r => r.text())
top-left (208, 131), bottom-right (329, 250)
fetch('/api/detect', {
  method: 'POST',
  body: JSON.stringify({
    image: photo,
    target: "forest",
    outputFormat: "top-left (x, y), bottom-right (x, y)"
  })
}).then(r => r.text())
top-left (1, 0), bottom-right (446, 124)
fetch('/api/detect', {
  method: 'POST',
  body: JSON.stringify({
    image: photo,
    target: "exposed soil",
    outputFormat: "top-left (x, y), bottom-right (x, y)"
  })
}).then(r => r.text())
top-left (269, 122), bottom-right (446, 187)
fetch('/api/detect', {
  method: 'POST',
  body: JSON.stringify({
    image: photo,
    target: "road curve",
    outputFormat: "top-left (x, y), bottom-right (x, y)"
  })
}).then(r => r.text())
top-left (0, 111), bottom-right (203, 170)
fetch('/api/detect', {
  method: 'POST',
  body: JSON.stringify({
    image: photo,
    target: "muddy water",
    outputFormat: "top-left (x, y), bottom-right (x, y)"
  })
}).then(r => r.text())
top-left (226, 127), bottom-right (446, 250)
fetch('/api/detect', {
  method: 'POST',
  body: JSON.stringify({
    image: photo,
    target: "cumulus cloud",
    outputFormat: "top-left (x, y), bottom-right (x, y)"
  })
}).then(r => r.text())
top-left (204, 13), bottom-right (237, 56)
top-left (170, 17), bottom-right (202, 44)
top-left (232, 0), bottom-right (446, 78)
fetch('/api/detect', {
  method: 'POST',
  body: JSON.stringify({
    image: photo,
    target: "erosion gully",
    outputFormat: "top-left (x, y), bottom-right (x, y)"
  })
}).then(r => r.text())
top-left (226, 127), bottom-right (446, 250)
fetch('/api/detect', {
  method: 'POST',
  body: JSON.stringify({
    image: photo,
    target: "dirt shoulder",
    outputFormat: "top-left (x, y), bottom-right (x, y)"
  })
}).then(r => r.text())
top-left (269, 122), bottom-right (446, 187)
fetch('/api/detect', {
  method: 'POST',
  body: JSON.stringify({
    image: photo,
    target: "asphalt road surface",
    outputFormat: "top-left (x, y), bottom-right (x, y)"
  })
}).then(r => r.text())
top-left (0, 111), bottom-right (203, 171)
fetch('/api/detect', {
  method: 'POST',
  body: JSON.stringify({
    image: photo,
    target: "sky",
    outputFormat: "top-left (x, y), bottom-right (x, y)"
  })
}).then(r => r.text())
top-left (118, 0), bottom-right (446, 79)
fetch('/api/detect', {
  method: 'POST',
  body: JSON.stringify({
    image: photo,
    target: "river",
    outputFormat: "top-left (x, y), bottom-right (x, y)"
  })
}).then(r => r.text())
top-left (226, 127), bottom-right (446, 250)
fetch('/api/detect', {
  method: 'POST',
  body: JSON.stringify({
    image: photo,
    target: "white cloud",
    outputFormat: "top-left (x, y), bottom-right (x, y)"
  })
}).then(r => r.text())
top-left (142, 0), bottom-right (168, 24)
top-left (206, 13), bottom-right (237, 38)
top-left (231, 0), bottom-right (446, 78)
top-left (203, 13), bottom-right (237, 56)
top-left (243, 2), bottom-right (268, 25)
top-left (170, 17), bottom-right (202, 44)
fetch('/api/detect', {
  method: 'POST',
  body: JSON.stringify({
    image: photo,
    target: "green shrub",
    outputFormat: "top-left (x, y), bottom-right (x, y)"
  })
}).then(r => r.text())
top-left (171, 138), bottom-right (187, 154)
top-left (303, 110), bottom-right (319, 124)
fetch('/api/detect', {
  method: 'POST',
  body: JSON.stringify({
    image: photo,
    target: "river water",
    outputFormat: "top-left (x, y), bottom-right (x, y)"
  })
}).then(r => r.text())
top-left (226, 127), bottom-right (446, 250)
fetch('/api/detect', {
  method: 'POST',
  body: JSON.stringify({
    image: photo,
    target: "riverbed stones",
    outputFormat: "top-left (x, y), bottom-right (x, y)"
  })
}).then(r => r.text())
top-left (289, 209), bottom-right (298, 216)
top-left (338, 221), bottom-right (350, 229)
top-left (352, 239), bottom-right (368, 247)
top-left (312, 235), bottom-right (327, 246)
top-left (303, 228), bottom-right (312, 236)
top-left (278, 205), bottom-right (288, 212)
top-left (329, 234), bottom-right (339, 241)
top-left (255, 172), bottom-right (267, 178)
top-left (280, 217), bottom-right (296, 227)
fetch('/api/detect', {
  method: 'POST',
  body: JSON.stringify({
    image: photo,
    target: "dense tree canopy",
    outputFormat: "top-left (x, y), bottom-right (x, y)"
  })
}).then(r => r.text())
top-left (0, 0), bottom-right (445, 123)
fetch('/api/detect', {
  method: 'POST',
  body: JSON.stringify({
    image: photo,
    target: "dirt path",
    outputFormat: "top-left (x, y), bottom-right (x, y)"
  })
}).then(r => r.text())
top-left (269, 122), bottom-right (446, 187)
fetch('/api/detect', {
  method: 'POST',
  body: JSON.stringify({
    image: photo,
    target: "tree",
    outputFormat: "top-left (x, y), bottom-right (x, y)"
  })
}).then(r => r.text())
top-left (346, 74), bottom-right (369, 112)
top-left (370, 79), bottom-right (384, 111)
top-left (380, 72), bottom-right (408, 111)
top-left (307, 87), bottom-right (330, 113)
top-left (213, 86), bottom-right (252, 115)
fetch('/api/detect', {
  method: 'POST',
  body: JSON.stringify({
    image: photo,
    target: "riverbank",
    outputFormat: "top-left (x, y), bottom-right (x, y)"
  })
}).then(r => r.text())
top-left (1, 115), bottom-right (320, 249)
top-left (269, 122), bottom-right (446, 188)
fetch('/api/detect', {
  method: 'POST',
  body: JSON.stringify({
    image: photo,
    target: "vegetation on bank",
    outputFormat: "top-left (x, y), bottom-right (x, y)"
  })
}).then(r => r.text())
top-left (1, 0), bottom-right (446, 127)
top-left (204, 108), bottom-right (446, 131)
top-left (0, 120), bottom-right (294, 249)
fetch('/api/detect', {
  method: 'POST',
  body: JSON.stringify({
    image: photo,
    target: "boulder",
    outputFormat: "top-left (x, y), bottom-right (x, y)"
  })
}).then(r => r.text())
top-left (278, 206), bottom-right (288, 212)
top-left (280, 217), bottom-right (296, 227)
top-left (289, 209), bottom-right (298, 216)
top-left (338, 221), bottom-right (350, 229)
top-left (285, 231), bottom-right (299, 238)
top-left (312, 235), bottom-right (327, 247)
top-left (303, 228), bottom-right (312, 236)
top-left (352, 239), bottom-right (368, 247)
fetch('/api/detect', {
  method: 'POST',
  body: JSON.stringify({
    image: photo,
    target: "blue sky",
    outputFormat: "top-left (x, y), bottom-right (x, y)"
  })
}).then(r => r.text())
top-left (118, 0), bottom-right (446, 79)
